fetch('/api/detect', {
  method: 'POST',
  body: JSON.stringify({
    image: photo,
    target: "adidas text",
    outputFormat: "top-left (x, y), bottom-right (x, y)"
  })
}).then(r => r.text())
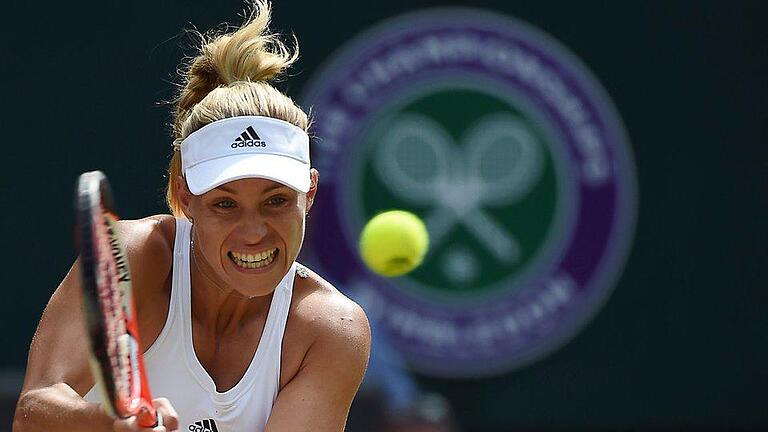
top-left (231, 139), bottom-right (265, 148)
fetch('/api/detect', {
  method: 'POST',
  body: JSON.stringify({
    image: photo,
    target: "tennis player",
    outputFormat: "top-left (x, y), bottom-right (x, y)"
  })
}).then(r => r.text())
top-left (13, 1), bottom-right (371, 431)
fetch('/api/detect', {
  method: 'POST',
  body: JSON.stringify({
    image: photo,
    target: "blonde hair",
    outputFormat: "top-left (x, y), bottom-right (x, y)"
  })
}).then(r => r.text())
top-left (167, 0), bottom-right (309, 217)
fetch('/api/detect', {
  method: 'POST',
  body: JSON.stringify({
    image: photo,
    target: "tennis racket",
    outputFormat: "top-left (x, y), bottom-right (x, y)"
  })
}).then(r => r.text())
top-left (75, 170), bottom-right (160, 428)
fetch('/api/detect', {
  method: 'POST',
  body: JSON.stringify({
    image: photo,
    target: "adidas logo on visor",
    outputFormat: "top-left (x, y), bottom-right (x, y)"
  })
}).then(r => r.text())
top-left (188, 418), bottom-right (219, 432)
top-left (231, 126), bottom-right (266, 148)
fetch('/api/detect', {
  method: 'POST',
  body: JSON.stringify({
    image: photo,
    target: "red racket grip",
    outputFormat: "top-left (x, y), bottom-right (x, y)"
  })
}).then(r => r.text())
top-left (133, 365), bottom-right (159, 428)
top-left (136, 403), bottom-right (160, 428)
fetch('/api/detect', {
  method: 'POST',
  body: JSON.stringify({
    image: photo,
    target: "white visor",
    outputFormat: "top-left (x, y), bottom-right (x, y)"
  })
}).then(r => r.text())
top-left (181, 116), bottom-right (310, 195)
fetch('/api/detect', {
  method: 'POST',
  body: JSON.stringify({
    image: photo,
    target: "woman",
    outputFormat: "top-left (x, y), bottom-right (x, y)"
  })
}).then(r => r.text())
top-left (13, 1), bottom-right (371, 431)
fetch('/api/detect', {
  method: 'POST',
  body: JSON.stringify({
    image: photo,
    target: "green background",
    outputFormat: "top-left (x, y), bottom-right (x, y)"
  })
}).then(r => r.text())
top-left (1, 1), bottom-right (765, 430)
top-left (357, 88), bottom-right (559, 296)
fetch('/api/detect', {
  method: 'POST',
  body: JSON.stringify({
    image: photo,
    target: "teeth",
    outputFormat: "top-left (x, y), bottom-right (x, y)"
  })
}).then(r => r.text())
top-left (230, 249), bottom-right (277, 269)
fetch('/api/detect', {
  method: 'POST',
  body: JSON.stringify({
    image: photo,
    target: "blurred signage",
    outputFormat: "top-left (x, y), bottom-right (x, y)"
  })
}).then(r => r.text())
top-left (302, 8), bottom-right (637, 377)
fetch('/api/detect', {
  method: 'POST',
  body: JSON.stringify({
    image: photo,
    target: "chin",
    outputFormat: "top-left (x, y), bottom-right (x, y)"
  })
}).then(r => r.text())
top-left (226, 251), bottom-right (294, 294)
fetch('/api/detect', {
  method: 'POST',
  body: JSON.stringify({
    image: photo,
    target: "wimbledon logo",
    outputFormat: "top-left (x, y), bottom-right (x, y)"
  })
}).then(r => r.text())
top-left (301, 9), bottom-right (637, 377)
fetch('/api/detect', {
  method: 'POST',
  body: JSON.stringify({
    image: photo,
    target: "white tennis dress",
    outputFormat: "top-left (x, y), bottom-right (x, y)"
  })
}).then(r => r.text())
top-left (85, 218), bottom-right (295, 432)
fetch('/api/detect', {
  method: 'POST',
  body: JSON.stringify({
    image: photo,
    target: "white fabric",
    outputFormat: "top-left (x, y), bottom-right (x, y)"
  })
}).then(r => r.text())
top-left (85, 218), bottom-right (296, 432)
top-left (181, 116), bottom-right (310, 194)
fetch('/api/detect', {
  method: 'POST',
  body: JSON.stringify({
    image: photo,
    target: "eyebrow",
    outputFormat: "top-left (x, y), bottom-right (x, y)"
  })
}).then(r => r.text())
top-left (214, 185), bottom-right (237, 194)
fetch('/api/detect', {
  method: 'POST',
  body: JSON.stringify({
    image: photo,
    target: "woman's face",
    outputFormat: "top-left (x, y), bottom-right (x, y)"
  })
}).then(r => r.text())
top-left (177, 171), bottom-right (317, 298)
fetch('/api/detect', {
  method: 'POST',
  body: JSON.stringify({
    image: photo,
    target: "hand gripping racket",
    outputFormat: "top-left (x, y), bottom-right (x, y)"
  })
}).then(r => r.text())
top-left (76, 171), bottom-right (161, 428)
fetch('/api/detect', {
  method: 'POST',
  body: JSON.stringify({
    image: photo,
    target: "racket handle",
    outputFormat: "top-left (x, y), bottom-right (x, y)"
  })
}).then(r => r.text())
top-left (136, 405), bottom-right (160, 428)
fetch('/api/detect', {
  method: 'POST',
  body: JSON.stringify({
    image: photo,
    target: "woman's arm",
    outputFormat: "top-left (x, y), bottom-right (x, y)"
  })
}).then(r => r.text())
top-left (265, 300), bottom-right (371, 432)
top-left (13, 261), bottom-right (119, 432)
top-left (13, 217), bottom-right (177, 432)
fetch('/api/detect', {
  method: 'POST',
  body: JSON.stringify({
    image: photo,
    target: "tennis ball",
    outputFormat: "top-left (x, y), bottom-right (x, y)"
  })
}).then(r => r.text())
top-left (359, 210), bottom-right (429, 277)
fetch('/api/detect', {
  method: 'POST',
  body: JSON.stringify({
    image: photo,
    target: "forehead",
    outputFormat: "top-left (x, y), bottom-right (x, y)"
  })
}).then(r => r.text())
top-left (210, 178), bottom-right (295, 195)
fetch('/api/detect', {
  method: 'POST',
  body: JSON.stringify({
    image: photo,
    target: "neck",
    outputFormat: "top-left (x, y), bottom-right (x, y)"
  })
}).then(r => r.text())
top-left (189, 228), bottom-right (272, 335)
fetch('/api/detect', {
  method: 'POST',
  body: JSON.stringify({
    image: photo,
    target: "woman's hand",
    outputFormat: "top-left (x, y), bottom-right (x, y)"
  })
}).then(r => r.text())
top-left (113, 398), bottom-right (179, 432)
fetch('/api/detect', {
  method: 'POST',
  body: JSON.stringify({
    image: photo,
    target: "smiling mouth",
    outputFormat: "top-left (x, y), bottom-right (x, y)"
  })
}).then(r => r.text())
top-left (228, 249), bottom-right (278, 269)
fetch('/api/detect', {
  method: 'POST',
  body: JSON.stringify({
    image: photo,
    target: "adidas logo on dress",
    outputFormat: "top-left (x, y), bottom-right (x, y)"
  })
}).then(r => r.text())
top-left (188, 418), bottom-right (219, 432)
top-left (231, 126), bottom-right (266, 148)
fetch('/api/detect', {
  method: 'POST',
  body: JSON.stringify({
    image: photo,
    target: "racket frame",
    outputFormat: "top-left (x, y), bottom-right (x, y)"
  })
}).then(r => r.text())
top-left (76, 171), bottom-right (158, 427)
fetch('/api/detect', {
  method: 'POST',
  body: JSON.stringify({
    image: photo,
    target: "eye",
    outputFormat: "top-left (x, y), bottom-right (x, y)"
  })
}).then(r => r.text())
top-left (215, 199), bottom-right (236, 209)
top-left (267, 196), bottom-right (288, 206)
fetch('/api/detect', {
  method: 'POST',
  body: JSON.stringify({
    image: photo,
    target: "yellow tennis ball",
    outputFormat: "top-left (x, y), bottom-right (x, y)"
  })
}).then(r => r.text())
top-left (359, 210), bottom-right (429, 277)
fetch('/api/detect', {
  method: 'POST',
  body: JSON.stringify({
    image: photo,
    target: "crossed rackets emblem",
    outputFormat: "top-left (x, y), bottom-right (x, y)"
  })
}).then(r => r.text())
top-left (374, 112), bottom-right (545, 265)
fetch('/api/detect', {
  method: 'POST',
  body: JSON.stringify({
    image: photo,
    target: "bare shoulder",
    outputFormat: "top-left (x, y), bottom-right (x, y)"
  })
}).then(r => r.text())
top-left (281, 264), bottom-right (371, 386)
top-left (270, 265), bottom-right (372, 428)
top-left (114, 214), bottom-right (177, 305)
top-left (114, 214), bottom-right (178, 350)
top-left (115, 214), bottom-right (175, 273)
top-left (292, 265), bottom-right (371, 344)
top-left (116, 214), bottom-right (176, 257)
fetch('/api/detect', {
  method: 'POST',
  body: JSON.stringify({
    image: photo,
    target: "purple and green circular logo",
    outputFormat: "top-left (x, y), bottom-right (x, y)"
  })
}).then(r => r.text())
top-left (301, 8), bottom-right (637, 377)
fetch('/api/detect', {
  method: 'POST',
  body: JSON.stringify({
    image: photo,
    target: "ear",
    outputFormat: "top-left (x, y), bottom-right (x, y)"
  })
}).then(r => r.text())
top-left (306, 168), bottom-right (319, 213)
top-left (175, 176), bottom-right (194, 220)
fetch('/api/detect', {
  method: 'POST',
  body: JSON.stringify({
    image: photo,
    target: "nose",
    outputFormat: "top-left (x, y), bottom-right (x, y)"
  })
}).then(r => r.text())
top-left (237, 212), bottom-right (269, 244)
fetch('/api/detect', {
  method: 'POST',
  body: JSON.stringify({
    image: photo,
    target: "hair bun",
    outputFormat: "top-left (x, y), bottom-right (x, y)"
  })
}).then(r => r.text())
top-left (175, 0), bottom-right (298, 128)
top-left (202, 0), bottom-right (298, 85)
